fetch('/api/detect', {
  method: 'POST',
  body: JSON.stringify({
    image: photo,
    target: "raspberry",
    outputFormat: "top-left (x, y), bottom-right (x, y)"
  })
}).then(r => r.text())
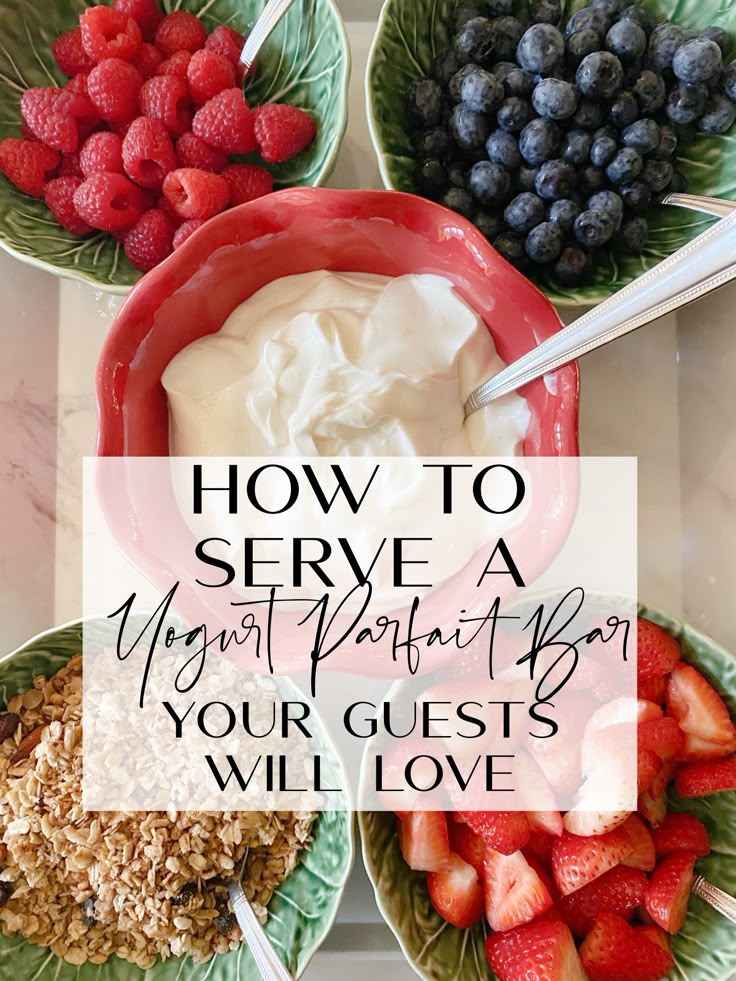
top-left (20, 88), bottom-right (93, 153)
top-left (124, 208), bottom-right (176, 270)
top-left (192, 89), bottom-right (256, 154)
top-left (59, 151), bottom-right (84, 179)
top-left (205, 25), bottom-right (243, 65)
top-left (44, 176), bottom-right (93, 234)
top-left (80, 6), bottom-right (142, 63)
top-left (109, 117), bottom-right (137, 138)
top-left (0, 139), bottom-right (59, 197)
top-left (20, 118), bottom-right (39, 142)
top-left (155, 11), bottom-right (206, 57)
top-left (113, 0), bottom-right (164, 42)
top-left (162, 167), bottom-right (229, 219)
top-left (221, 163), bottom-right (273, 205)
top-left (65, 73), bottom-right (89, 97)
top-left (123, 116), bottom-right (176, 188)
top-left (173, 217), bottom-right (204, 249)
top-left (140, 75), bottom-right (193, 137)
top-left (80, 132), bottom-right (124, 177)
top-left (253, 103), bottom-right (316, 163)
top-left (73, 172), bottom-right (145, 231)
top-left (132, 42), bottom-right (164, 80)
top-left (175, 132), bottom-right (227, 172)
top-left (186, 49), bottom-right (236, 106)
top-left (52, 28), bottom-right (95, 76)
top-left (87, 59), bottom-right (142, 122)
top-left (156, 50), bottom-right (192, 77)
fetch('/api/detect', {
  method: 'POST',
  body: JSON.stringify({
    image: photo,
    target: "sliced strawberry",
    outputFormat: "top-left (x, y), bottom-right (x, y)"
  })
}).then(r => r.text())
top-left (637, 786), bottom-right (667, 828)
top-left (523, 831), bottom-right (558, 869)
top-left (559, 864), bottom-right (649, 937)
top-left (638, 674), bottom-right (667, 704)
top-left (638, 716), bottom-right (684, 759)
top-left (635, 924), bottom-right (672, 955)
top-left (528, 809), bottom-right (564, 838)
top-left (514, 753), bottom-right (563, 838)
top-left (562, 809), bottom-right (631, 837)
top-left (649, 756), bottom-right (678, 799)
top-left (486, 920), bottom-right (586, 981)
top-left (636, 618), bottom-right (681, 681)
top-left (666, 663), bottom-right (736, 747)
top-left (637, 699), bottom-right (664, 723)
top-left (580, 912), bottom-right (675, 981)
top-left (427, 851), bottom-right (483, 928)
top-left (637, 747), bottom-right (661, 794)
top-left (678, 730), bottom-right (736, 762)
top-left (448, 819), bottom-right (485, 877)
top-left (551, 826), bottom-right (634, 896)
top-left (651, 812), bottom-right (711, 859)
top-left (619, 814), bottom-right (656, 871)
top-left (483, 847), bottom-right (553, 931)
top-left (675, 755), bottom-right (736, 797)
top-left (397, 811), bottom-right (449, 872)
top-left (460, 810), bottom-right (530, 855)
top-left (645, 850), bottom-right (696, 933)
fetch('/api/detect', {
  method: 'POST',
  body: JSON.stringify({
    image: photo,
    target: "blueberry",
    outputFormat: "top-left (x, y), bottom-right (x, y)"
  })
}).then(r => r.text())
top-left (497, 96), bottom-right (534, 132)
top-left (488, 0), bottom-right (517, 14)
top-left (605, 145), bottom-right (642, 183)
top-left (417, 159), bottom-right (448, 195)
top-left (454, 5), bottom-right (484, 31)
top-left (449, 65), bottom-right (479, 102)
top-left (587, 189), bottom-right (624, 228)
top-left (566, 28), bottom-right (601, 66)
top-left (525, 220), bottom-right (563, 262)
top-left (492, 61), bottom-right (518, 83)
top-left (590, 134), bottom-right (617, 167)
top-left (609, 90), bottom-right (639, 127)
top-left (619, 179), bottom-right (651, 213)
top-left (652, 124), bottom-right (678, 157)
top-left (647, 23), bottom-right (685, 73)
top-left (531, 77), bottom-right (579, 120)
top-left (673, 38), bottom-right (723, 83)
top-left (622, 60), bottom-right (644, 87)
top-left (620, 216), bottom-right (648, 250)
top-left (461, 67), bottom-right (505, 112)
top-left (407, 78), bottom-right (444, 128)
top-left (700, 26), bottom-right (730, 56)
top-left (562, 128), bottom-right (592, 165)
top-left (533, 0), bottom-right (562, 24)
top-left (535, 158), bottom-right (575, 200)
top-left (450, 104), bottom-right (491, 149)
top-left (579, 165), bottom-right (607, 194)
top-left (619, 5), bottom-right (653, 33)
top-left (474, 210), bottom-right (505, 239)
top-left (417, 127), bottom-right (455, 161)
top-left (491, 16), bottom-right (526, 60)
top-left (486, 129), bottom-right (522, 168)
top-left (494, 229), bottom-right (527, 263)
top-left (455, 17), bottom-right (496, 65)
top-left (698, 92), bottom-right (736, 133)
top-left (723, 60), bottom-right (736, 101)
top-left (548, 197), bottom-right (581, 231)
top-left (668, 169), bottom-right (689, 192)
top-left (441, 187), bottom-right (476, 218)
top-left (593, 0), bottom-right (626, 16)
top-left (622, 117), bottom-right (660, 152)
top-left (593, 123), bottom-right (617, 142)
top-left (517, 23), bottom-right (565, 75)
top-left (574, 207), bottom-right (616, 246)
top-left (666, 83), bottom-right (708, 124)
top-left (517, 164), bottom-right (540, 190)
top-left (554, 245), bottom-right (592, 285)
top-left (606, 20), bottom-right (646, 63)
top-left (504, 191), bottom-right (546, 231)
top-left (468, 160), bottom-right (512, 204)
top-left (633, 70), bottom-right (666, 113)
top-left (447, 161), bottom-right (468, 187)
top-left (431, 47), bottom-right (462, 86)
top-left (641, 158), bottom-right (674, 192)
top-left (573, 98), bottom-right (605, 129)
top-left (519, 117), bottom-right (562, 164)
top-left (505, 67), bottom-right (535, 96)
top-left (565, 7), bottom-right (611, 39)
top-left (576, 51), bottom-right (624, 100)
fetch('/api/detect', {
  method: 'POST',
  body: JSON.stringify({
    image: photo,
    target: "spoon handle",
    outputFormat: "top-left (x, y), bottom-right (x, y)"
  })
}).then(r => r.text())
top-left (240, 0), bottom-right (296, 72)
top-left (228, 880), bottom-right (296, 981)
top-left (660, 191), bottom-right (736, 219)
top-left (464, 207), bottom-right (736, 412)
top-left (692, 874), bottom-right (736, 925)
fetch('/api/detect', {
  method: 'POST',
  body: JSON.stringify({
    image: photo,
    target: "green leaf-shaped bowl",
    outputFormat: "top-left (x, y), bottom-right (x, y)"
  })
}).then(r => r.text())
top-left (0, 0), bottom-right (350, 293)
top-left (366, 0), bottom-right (736, 306)
top-left (358, 602), bottom-right (736, 980)
top-left (0, 619), bottom-right (355, 981)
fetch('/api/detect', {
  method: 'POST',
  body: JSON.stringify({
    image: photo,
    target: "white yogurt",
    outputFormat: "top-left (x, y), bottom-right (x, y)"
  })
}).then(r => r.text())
top-left (162, 271), bottom-right (530, 458)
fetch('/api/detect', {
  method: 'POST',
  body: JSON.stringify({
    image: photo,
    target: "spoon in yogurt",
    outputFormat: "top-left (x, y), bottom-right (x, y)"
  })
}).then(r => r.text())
top-left (239, 0), bottom-right (297, 82)
top-left (464, 193), bottom-right (736, 413)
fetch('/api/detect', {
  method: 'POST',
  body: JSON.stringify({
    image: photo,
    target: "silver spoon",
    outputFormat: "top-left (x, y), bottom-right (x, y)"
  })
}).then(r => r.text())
top-left (227, 877), bottom-right (295, 980)
top-left (464, 192), bottom-right (736, 413)
top-left (692, 874), bottom-right (736, 925)
top-left (239, 0), bottom-right (297, 80)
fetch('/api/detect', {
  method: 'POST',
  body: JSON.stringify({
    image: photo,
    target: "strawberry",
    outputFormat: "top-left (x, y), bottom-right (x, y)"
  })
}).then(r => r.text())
top-left (645, 850), bottom-right (696, 933)
top-left (448, 818), bottom-right (485, 877)
top-left (514, 753), bottom-right (563, 838)
top-left (649, 755), bottom-right (678, 799)
top-left (459, 810), bottom-right (530, 855)
top-left (635, 924), bottom-right (672, 955)
top-left (637, 699), bottom-right (664, 723)
top-left (486, 920), bottom-right (586, 981)
top-left (636, 618), bottom-right (681, 681)
top-left (397, 811), bottom-right (449, 872)
top-left (551, 826), bottom-right (634, 896)
top-left (559, 864), bottom-right (649, 936)
top-left (427, 852), bottom-right (483, 928)
top-left (638, 716), bottom-right (684, 759)
top-left (562, 809), bottom-right (630, 837)
top-left (651, 812), bottom-right (711, 858)
top-left (637, 786), bottom-right (667, 828)
top-left (666, 662), bottom-right (736, 749)
top-left (638, 674), bottom-right (667, 704)
top-left (579, 912), bottom-right (675, 981)
top-left (523, 832), bottom-right (557, 868)
top-left (675, 755), bottom-right (736, 797)
top-left (637, 746), bottom-right (661, 794)
top-left (619, 814), bottom-right (655, 871)
top-left (677, 730), bottom-right (736, 761)
top-left (483, 847), bottom-right (553, 931)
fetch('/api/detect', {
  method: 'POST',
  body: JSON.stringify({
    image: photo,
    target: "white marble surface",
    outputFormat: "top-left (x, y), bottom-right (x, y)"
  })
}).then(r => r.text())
top-left (1, 10), bottom-right (734, 976)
